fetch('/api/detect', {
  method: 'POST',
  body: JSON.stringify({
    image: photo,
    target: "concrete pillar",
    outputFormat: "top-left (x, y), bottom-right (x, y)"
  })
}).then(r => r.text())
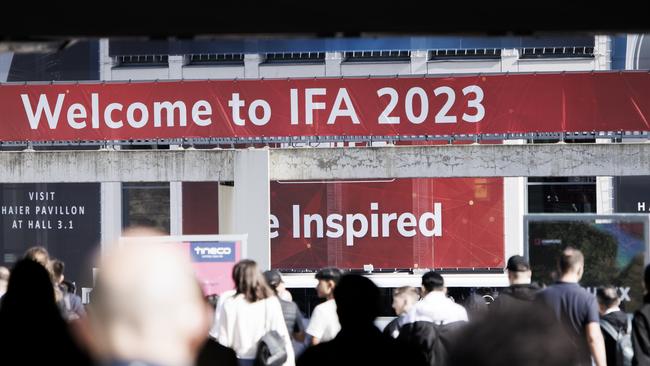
top-left (234, 149), bottom-right (270, 269)
top-left (100, 182), bottom-right (122, 253)
top-left (99, 39), bottom-right (119, 252)
top-left (410, 50), bottom-right (428, 74)
top-left (169, 55), bottom-right (184, 79)
top-left (325, 52), bottom-right (342, 77)
top-left (99, 39), bottom-right (112, 81)
top-left (218, 184), bottom-right (235, 234)
top-left (595, 35), bottom-right (615, 214)
top-left (169, 146), bottom-right (183, 235)
top-left (0, 52), bottom-right (14, 82)
top-left (500, 49), bottom-right (519, 73)
top-left (503, 139), bottom-right (527, 258)
top-left (244, 54), bottom-right (261, 79)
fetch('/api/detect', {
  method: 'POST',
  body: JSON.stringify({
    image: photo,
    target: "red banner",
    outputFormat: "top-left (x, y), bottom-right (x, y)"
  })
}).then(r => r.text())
top-left (270, 178), bottom-right (504, 270)
top-left (5, 71), bottom-right (650, 141)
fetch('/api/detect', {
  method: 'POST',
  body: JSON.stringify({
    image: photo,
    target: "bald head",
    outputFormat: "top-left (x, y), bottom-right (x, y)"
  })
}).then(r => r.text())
top-left (89, 228), bottom-right (210, 366)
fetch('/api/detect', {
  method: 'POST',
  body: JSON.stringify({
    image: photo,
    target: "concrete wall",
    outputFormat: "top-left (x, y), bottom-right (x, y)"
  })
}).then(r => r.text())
top-left (1, 144), bottom-right (649, 183)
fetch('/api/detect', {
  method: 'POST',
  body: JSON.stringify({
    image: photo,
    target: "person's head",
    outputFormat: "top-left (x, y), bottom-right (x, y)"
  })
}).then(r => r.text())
top-left (263, 269), bottom-right (283, 294)
top-left (0, 266), bottom-right (9, 293)
top-left (596, 286), bottom-right (621, 315)
top-left (334, 274), bottom-right (381, 328)
top-left (557, 247), bottom-right (584, 281)
top-left (315, 267), bottom-right (342, 299)
top-left (506, 255), bottom-right (532, 285)
top-left (51, 259), bottom-right (65, 285)
top-left (232, 260), bottom-right (273, 303)
top-left (392, 286), bottom-right (419, 316)
top-left (421, 271), bottom-right (445, 295)
top-left (2, 258), bottom-right (56, 313)
top-left (24, 246), bottom-right (50, 268)
top-left (448, 303), bottom-right (577, 366)
top-left (88, 227), bottom-right (211, 366)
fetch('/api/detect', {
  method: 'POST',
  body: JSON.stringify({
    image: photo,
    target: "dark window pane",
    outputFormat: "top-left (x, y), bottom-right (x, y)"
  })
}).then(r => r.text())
top-left (122, 182), bottom-right (170, 234)
top-left (528, 182), bottom-right (596, 213)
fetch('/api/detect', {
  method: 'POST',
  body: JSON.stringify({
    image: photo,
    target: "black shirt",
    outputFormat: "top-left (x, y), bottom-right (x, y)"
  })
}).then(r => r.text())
top-left (537, 282), bottom-right (600, 365)
top-left (601, 310), bottom-right (628, 366)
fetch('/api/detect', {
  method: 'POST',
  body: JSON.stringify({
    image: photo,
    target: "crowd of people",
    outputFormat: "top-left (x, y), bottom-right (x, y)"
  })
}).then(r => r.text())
top-left (1, 229), bottom-right (650, 366)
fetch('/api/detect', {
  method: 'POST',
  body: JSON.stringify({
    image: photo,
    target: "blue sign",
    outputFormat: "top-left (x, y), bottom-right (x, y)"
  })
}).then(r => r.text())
top-left (190, 241), bottom-right (236, 262)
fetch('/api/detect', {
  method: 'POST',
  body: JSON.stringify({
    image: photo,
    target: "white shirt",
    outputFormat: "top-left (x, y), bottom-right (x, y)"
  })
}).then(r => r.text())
top-left (406, 291), bottom-right (468, 325)
top-left (306, 299), bottom-right (341, 343)
top-left (210, 289), bottom-right (236, 338)
top-left (217, 294), bottom-right (295, 365)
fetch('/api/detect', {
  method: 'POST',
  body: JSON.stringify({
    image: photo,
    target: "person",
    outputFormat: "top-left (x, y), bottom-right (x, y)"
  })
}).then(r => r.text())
top-left (491, 255), bottom-right (539, 312)
top-left (216, 260), bottom-right (295, 366)
top-left (406, 271), bottom-right (468, 324)
top-left (0, 266), bottom-right (9, 300)
top-left (398, 271), bottom-right (468, 366)
top-left (196, 297), bottom-right (239, 366)
top-left (87, 228), bottom-right (213, 366)
top-left (383, 286), bottom-right (419, 339)
top-left (0, 258), bottom-right (93, 365)
top-left (306, 267), bottom-right (343, 345)
top-left (536, 247), bottom-right (606, 366)
top-left (596, 286), bottom-right (631, 366)
top-left (23, 246), bottom-right (50, 268)
top-left (632, 264), bottom-right (650, 365)
top-left (51, 259), bottom-right (86, 320)
top-left (448, 302), bottom-right (578, 366)
top-left (297, 274), bottom-right (425, 366)
top-left (264, 269), bottom-right (306, 343)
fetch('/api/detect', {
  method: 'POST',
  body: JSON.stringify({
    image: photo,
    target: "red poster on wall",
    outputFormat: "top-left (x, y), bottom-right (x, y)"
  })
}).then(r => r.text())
top-left (270, 178), bottom-right (504, 270)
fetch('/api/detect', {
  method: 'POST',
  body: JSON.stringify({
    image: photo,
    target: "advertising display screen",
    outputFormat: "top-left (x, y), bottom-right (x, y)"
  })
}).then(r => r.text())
top-left (270, 178), bottom-right (504, 271)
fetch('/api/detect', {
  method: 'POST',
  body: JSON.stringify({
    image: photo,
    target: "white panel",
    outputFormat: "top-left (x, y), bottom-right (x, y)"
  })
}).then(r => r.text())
top-left (410, 50), bottom-right (428, 74)
top-left (182, 66), bottom-right (245, 80)
top-left (218, 184), bottom-right (235, 234)
top-left (341, 62), bottom-right (412, 76)
top-left (325, 52), bottom-right (342, 76)
top-left (517, 59), bottom-right (595, 72)
top-left (427, 60), bottom-right (502, 75)
top-left (111, 67), bottom-right (170, 81)
top-left (234, 149), bottom-right (270, 269)
top-left (259, 64), bottom-right (326, 78)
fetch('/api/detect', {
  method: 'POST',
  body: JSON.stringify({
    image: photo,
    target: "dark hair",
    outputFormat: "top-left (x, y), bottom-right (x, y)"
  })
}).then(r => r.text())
top-left (645, 264), bottom-right (650, 291)
top-left (557, 247), bottom-right (584, 275)
top-left (51, 259), bottom-right (64, 279)
top-left (263, 269), bottom-right (282, 292)
top-left (232, 260), bottom-right (274, 303)
top-left (315, 267), bottom-right (342, 285)
top-left (334, 274), bottom-right (381, 326)
top-left (422, 271), bottom-right (444, 292)
top-left (596, 286), bottom-right (620, 308)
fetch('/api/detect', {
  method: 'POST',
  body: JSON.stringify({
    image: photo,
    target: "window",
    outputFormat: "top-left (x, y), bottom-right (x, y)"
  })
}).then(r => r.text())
top-left (122, 182), bottom-right (170, 233)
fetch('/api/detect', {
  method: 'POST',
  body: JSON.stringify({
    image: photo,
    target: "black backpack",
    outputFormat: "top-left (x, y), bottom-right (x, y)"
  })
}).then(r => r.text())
top-left (397, 320), bottom-right (465, 366)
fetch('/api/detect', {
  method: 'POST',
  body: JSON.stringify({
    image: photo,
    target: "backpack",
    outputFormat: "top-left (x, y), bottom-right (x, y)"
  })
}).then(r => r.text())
top-left (396, 320), bottom-right (465, 366)
top-left (600, 316), bottom-right (633, 366)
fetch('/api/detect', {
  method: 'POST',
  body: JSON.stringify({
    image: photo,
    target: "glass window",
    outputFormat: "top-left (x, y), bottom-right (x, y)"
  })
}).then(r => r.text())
top-left (122, 182), bottom-right (170, 234)
top-left (528, 177), bottom-right (596, 213)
